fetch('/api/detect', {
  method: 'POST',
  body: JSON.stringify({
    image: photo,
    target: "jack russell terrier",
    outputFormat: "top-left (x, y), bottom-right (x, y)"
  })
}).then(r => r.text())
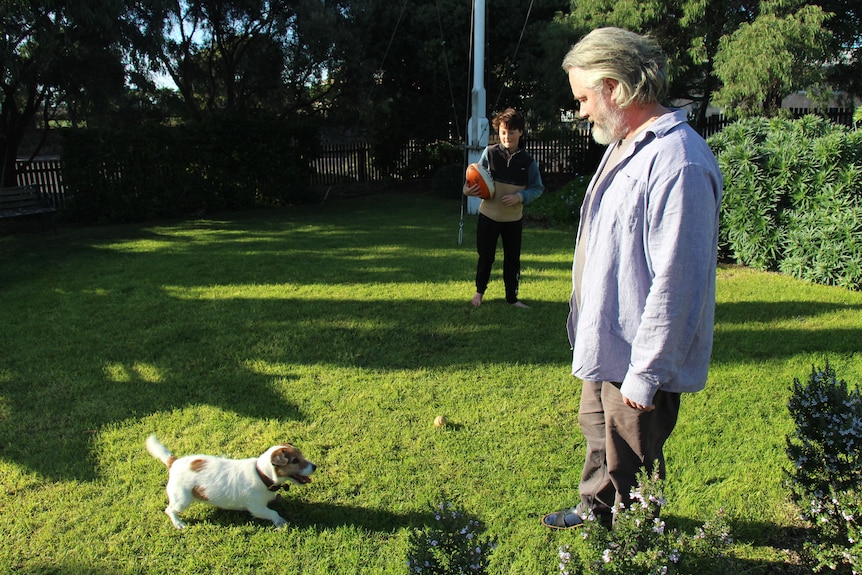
top-left (146, 434), bottom-right (316, 529)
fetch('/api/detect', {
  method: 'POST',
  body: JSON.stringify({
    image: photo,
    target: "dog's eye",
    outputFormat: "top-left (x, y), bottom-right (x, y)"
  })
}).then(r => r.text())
top-left (290, 458), bottom-right (299, 464)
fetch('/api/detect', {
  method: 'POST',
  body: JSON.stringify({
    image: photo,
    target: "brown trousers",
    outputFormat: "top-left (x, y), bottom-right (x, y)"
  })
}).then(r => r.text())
top-left (577, 380), bottom-right (681, 521)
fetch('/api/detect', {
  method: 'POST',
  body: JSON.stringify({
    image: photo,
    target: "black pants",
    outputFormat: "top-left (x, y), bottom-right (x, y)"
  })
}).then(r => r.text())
top-left (475, 213), bottom-right (523, 304)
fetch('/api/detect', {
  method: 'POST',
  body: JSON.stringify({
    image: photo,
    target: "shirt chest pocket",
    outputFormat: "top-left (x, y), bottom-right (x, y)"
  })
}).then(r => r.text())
top-left (598, 172), bottom-right (645, 236)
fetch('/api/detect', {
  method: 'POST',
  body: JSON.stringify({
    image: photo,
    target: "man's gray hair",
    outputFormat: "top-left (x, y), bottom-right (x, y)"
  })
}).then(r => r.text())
top-left (561, 27), bottom-right (668, 109)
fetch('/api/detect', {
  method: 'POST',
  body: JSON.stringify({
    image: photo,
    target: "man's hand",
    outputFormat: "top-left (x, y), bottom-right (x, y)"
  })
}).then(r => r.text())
top-left (622, 395), bottom-right (655, 411)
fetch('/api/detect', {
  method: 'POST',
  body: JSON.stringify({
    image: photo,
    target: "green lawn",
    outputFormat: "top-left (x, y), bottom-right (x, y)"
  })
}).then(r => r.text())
top-left (2, 191), bottom-right (861, 574)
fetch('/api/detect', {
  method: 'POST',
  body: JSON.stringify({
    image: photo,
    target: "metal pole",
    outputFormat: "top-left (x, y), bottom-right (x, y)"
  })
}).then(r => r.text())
top-left (465, 0), bottom-right (488, 215)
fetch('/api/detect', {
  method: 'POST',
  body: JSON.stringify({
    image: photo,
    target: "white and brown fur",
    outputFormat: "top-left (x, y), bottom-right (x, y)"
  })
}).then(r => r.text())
top-left (146, 434), bottom-right (316, 529)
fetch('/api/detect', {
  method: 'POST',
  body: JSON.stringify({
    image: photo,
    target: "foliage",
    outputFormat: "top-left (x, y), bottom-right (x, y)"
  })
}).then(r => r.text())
top-left (399, 141), bottom-right (462, 181)
top-left (558, 0), bottom-right (861, 129)
top-left (563, 469), bottom-right (737, 575)
top-left (523, 175), bottom-right (588, 228)
top-left (708, 115), bottom-right (862, 289)
top-left (0, 0), bottom-right (128, 185)
top-left (557, 0), bottom-right (736, 130)
top-left (126, 0), bottom-right (354, 120)
top-left (433, 163), bottom-right (466, 200)
top-left (339, 0), bottom-right (572, 158)
top-left (786, 363), bottom-right (862, 572)
top-left (59, 115), bottom-right (319, 223)
top-left (406, 501), bottom-right (496, 575)
top-left (712, 4), bottom-right (832, 117)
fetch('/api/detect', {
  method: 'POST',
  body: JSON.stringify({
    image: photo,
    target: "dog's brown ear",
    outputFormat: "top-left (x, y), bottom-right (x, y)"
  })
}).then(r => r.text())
top-left (271, 446), bottom-right (301, 467)
top-left (271, 449), bottom-right (288, 467)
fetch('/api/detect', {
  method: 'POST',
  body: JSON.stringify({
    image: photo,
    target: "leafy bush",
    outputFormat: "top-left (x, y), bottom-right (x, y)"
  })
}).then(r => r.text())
top-left (401, 141), bottom-right (463, 180)
top-left (60, 116), bottom-right (319, 224)
top-left (524, 175), bottom-right (588, 228)
top-left (563, 469), bottom-right (737, 574)
top-left (708, 116), bottom-right (862, 288)
top-left (786, 363), bottom-right (862, 572)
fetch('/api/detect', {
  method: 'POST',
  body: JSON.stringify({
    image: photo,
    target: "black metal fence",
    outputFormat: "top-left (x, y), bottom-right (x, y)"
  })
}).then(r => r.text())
top-left (16, 133), bottom-right (598, 199)
top-left (308, 130), bottom-right (597, 186)
top-left (14, 107), bottom-right (856, 205)
top-left (698, 107), bottom-right (856, 138)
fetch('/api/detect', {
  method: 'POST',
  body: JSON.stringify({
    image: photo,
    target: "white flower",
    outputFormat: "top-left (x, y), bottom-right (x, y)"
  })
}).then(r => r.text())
top-left (602, 549), bottom-right (612, 563)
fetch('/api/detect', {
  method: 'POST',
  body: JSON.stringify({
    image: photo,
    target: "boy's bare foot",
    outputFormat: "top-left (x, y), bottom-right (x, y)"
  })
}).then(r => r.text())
top-left (511, 300), bottom-right (529, 309)
top-left (471, 292), bottom-right (483, 307)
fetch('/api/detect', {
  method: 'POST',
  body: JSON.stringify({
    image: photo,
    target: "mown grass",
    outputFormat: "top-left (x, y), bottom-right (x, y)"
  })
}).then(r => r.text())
top-left (2, 191), bottom-right (862, 574)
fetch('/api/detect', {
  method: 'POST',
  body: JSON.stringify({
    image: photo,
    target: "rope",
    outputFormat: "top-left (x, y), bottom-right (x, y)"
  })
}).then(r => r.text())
top-left (435, 0), bottom-right (461, 142)
top-left (379, 0), bottom-right (410, 81)
top-left (491, 0), bottom-right (534, 114)
top-left (352, 0), bottom-right (410, 137)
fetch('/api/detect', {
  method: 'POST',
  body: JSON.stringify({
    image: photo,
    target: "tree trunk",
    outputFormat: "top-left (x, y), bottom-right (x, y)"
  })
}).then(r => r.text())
top-left (0, 111), bottom-right (26, 188)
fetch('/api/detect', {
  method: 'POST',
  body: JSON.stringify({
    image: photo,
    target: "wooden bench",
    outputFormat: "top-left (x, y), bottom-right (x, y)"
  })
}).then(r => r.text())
top-left (0, 185), bottom-right (57, 230)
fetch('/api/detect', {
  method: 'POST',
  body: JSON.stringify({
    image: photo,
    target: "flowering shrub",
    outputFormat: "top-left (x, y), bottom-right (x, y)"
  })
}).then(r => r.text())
top-left (786, 363), bottom-right (862, 572)
top-left (406, 501), bottom-right (496, 575)
top-left (561, 468), bottom-right (736, 574)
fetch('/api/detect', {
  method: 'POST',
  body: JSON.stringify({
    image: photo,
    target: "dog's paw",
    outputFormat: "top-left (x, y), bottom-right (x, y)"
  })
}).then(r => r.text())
top-left (167, 512), bottom-right (187, 530)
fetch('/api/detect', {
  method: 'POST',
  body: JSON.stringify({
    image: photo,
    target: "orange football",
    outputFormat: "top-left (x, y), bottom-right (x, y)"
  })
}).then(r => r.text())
top-left (465, 163), bottom-right (495, 199)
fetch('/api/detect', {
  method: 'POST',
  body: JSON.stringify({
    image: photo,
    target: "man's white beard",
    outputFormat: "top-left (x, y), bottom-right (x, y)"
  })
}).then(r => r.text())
top-left (590, 96), bottom-right (627, 146)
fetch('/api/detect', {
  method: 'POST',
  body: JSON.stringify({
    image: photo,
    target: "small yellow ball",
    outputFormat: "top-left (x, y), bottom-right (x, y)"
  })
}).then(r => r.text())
top-left (434, 415), bottom-right (447, 428)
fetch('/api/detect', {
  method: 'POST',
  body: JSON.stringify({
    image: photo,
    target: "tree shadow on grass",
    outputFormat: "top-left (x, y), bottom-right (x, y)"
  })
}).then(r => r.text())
top-left (713, 300), bottom-right (862, 362)
top-left (0, 282), bottom-right (572, 481)
top-left (664, 513), bottom-right (813, 574)
top-left (3, 198), bottom-right (860, 491)
top-left (12, 563), bottom-right (127, 575)
top-left (4, 294), bottom-right (860, 485)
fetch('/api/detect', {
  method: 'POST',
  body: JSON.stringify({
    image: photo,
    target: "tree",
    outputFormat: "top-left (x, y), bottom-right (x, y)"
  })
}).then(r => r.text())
top-left (816, 0), bottom-right (862, 105)
top-left (556, 0), bottom-right (757, 131)
top-left (712, 2), bottom-right (832, 117)
top-left (488, 0), bottom-right (576, 132)
top-left (0, 0), bottom-right (126, 186)
top-left (127, 0), bottom-right (354, 120)
top-left (556, 0), bottom-right (852, 127)
top-left (329, 0), bottom-right (570, 173)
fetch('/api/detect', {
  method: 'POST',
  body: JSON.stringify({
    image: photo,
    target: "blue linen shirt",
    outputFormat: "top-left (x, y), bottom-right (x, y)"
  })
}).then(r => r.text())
top-left (566, 109), bottom-right (723, 406)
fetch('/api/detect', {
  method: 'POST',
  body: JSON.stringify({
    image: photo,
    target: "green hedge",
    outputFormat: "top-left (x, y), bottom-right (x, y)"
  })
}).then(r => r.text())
top-left (709, 115), bottom-right (862, 290)
top-left (60, 116), bottom-right (320, 224)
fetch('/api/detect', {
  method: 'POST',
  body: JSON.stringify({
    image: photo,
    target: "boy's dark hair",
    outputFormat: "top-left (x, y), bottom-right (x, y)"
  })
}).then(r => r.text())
top-left (492, 108), bottom-right (526, 134)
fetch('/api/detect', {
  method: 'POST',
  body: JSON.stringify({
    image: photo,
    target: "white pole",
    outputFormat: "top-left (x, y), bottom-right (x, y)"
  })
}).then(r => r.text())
top-left (465, 0), bottom-right (488, 215)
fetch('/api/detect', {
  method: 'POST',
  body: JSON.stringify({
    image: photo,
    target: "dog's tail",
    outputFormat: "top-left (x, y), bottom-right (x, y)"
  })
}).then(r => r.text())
top-left (146, 434), bottom-right (177, 468)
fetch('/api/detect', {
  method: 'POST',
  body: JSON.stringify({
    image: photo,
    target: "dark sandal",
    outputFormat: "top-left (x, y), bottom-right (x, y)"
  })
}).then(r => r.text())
top-left (541, 508), bottom-right (585, 530)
